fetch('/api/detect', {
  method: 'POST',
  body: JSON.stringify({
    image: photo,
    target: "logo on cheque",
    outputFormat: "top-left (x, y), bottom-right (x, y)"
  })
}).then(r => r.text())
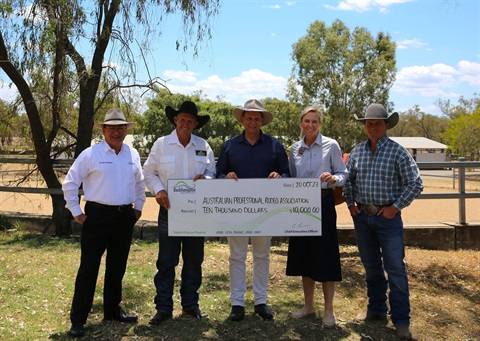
top-left (172, 181), bottom-right (196, 194)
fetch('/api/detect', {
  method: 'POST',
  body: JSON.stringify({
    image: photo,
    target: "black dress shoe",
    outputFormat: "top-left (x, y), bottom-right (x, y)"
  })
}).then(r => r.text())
top-left (68, 323), bottom-right (84, 338)
top-left (228, 305), bottom-right (245, 321)
top-left (254, 304), bottom-right (273, 320)
top-left (149, 311), bottom-right (173, 325)
top-left (104, 307), bottom-right (138, 323)
top-left (182, 306), bottom-right (208, 319)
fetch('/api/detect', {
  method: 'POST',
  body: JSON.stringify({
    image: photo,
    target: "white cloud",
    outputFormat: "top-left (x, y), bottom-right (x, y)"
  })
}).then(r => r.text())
top-left (163, 70), bottom-right (198, 83)
top-left (457, 60), bottom-right (480, 86)
top-left (325, 0), bottom-right (413, 13)
top-left (393, 63), bottom-right (460, 97)
top-left (396, 38), bottom-right (427, 50)
top-left (264, 4), bottom-right (281, 9)
top-left (164, 69), bottom-right (287, 105)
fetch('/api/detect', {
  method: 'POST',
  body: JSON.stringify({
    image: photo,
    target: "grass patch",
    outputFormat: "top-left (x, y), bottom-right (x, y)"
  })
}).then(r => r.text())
top-left (0, 231), bottom-right (479, 340)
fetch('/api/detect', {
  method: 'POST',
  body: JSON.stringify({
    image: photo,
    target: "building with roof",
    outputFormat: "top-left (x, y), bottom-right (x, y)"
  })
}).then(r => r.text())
top-left (389, 137), bottom-right (448, 162)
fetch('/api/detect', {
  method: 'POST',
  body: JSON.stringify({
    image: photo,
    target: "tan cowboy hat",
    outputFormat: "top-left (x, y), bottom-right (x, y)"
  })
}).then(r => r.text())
top-left (354, 103), bottom-right (398, 129)
top-left (94, 108), bottom-right (136, 129)
top-left (232, 99), bottom-right (273, 126)
top-left (165, 101), bottom-right (210, 130)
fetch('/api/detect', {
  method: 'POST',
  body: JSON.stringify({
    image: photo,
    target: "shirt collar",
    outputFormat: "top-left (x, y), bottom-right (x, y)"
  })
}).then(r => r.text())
top-left (301, 133), bottom-right (322, 148)
top-left (100, 140), bottom-right (124, 154)
top-left (169, 129), bottom-right (197, 147)
top-left (366, 135), bottom-right (389, 150)
top-left (241, 129), bottom-right (265, 144)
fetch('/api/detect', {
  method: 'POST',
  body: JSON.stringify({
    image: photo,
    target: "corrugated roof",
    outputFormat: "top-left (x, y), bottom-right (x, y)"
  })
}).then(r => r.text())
top-left (389, 137), bottom-right (447, 149)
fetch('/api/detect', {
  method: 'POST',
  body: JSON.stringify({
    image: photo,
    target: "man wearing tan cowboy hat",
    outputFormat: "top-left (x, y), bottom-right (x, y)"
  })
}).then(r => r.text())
top-left (216, 99), bottom-right (290, 321)
top-left (343, 103), bottom-right (423, 340)
top-left (143, 100), bottom-right (215, 324)
top-left (62, 108), bottom-right (146, 337)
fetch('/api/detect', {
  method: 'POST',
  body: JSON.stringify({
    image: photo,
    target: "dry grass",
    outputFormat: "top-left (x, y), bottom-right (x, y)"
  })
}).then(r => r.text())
top-left (0, 230), bottom-right (479, 340)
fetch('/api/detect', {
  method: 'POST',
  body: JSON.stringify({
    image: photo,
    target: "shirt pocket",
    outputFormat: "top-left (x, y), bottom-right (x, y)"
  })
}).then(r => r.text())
top-left (194, 155), bottom-right (210, 175)
top-left (159, 155), bottom-right (176, 178)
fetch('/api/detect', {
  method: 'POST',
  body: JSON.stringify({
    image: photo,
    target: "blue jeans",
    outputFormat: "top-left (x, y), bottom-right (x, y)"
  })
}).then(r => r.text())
top-left (353, 212), bottom-right (410, 327)
top-left (153, 208), bottom-right (204, 313)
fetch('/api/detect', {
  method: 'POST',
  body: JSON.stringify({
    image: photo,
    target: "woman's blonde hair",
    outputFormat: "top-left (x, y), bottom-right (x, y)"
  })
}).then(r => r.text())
top-left (299, 106), bottom-right (323, 139)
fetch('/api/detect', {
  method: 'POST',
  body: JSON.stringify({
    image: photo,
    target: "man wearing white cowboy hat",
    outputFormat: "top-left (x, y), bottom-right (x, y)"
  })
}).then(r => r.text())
top-left (216, 99), bottom-right (290, 321)
top-left (343, 103), bottom-right (423, 340)
top-left (143, 100), bottom-right (215, 324)
top-left (62, 108), bottom-right (146, 337)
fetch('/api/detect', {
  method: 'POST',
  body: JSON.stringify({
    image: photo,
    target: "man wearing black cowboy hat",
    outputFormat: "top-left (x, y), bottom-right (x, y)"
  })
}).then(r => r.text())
top-left (143, 100), bottom-right (215, 324)
top-left (63, 108), bottom-right (146, 337)
top-left (216, 99), bottom-right (290, 321)
top-left (343, 103), bottom-right (423, 340)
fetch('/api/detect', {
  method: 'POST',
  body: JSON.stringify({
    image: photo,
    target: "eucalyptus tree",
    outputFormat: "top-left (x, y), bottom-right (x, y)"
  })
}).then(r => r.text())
top-left (287, 19), bottom-right (396, 152)
top-left (261, 97), bottom-right (302, 149)
top-left (0, 0), bottom-right (221, 235)
top-left (441, 97), bottom-right (480, 160)
top-left (0, 99), bottom-right (21, 148)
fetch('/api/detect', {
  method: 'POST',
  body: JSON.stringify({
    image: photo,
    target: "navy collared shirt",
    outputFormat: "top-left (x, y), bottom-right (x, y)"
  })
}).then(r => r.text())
top-left (216, 130), bottom-right (290, 179)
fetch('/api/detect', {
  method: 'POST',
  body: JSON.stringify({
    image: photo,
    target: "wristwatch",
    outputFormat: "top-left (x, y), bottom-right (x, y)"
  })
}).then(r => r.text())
top-left (330, 176), bottom-right (337, 184)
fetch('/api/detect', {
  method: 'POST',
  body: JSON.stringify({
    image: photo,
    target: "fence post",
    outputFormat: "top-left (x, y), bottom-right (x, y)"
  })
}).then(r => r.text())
top-left (458, 157), bottom-right (466, 225)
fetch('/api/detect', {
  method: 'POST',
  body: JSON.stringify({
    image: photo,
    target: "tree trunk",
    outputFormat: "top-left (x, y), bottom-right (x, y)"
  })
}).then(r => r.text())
top-left (51, 193), bottom-right (72, 236)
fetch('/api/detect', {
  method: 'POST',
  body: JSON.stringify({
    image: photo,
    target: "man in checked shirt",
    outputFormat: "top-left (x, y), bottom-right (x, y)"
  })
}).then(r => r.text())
top-left (343, 103), bottom-right (423, 340)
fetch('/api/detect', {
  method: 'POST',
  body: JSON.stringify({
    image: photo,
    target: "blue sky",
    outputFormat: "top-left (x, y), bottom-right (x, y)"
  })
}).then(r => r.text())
top-left (146, 0), bottom-right (480, 116)
top-left (1, 0), bottom-right (479, 116)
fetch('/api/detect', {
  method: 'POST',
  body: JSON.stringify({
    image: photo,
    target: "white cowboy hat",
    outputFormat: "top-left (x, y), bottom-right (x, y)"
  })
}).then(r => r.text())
top-left (94, 108), bottom-right (136, 129)
top-left (232, 99), bottom-right (273, 126)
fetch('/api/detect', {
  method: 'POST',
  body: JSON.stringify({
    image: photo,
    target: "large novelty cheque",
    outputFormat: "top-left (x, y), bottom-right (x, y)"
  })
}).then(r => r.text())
top-left (167, 178), bottom-right (322, 237)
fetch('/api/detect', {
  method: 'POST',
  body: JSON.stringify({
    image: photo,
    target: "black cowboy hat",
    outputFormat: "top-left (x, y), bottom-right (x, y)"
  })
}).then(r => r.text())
top-left (165, 101), bottom-right (210, 130)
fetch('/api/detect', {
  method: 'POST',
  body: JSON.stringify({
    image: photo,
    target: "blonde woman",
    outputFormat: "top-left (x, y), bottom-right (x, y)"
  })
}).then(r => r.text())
top-left (286, 106), bottom-right (347, 328)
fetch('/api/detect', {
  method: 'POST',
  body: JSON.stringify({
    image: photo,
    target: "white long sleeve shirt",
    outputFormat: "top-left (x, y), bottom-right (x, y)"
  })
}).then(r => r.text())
top-left (62, 140), bottom-right (146, 217)
top-left (143, 130), bottom-right (215, 196)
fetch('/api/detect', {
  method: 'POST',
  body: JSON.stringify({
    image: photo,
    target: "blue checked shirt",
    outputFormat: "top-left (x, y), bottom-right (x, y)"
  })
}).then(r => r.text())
top-left (343, 135), bottom-right (423, 211)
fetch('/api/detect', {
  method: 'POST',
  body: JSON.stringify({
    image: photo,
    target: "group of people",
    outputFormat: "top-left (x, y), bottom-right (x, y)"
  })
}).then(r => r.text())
top-left (62, 99), bottom-right (423, 340)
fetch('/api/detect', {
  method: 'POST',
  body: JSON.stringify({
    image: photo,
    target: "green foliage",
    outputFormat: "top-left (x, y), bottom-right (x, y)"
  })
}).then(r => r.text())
top-left (0, 99), bottom-right (28, 150)
top-left (261, 97), bottom-right (303, 149)
top-left (136, 90), bottom-right (241, 156)
top-left (136, 91), bottom-right (304, 156)
top-left (288, 19), bottom-right (396, 152)
top-left (442, 108), bottom-right (480, 160)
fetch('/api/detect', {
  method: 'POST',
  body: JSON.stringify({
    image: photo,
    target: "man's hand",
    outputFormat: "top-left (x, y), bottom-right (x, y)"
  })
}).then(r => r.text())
top-left (226, 172), bottom-right (239, 180)
top-left (267, 171), bottom-right (281, 179)
top-left (155, 190), bottom-right (170, 209)
top-left (378, 205), bottom-right (399, 219)
top-left (348, 205), bottom-right (360, 217)
top-left (193, 174), bottom-right (206, 181)
top-left (74, 213), bottom-right (87, 224)
top-left (134, 209), bottom-right (142, 221)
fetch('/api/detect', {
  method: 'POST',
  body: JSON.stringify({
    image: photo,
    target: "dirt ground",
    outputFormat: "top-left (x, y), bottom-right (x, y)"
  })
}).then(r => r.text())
top-left (0, 177), bottom-right (479, 226)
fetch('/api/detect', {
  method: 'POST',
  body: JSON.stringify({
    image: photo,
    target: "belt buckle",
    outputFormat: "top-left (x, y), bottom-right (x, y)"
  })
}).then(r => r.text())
top-left (363, 203), bottom-right (378, 216)
top-left (118, 205), bottom-right (128, 212)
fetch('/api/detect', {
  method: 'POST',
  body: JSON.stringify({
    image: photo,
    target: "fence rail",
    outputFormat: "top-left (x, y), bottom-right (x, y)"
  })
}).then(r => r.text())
top-left (0, 158), bottom-right (479, 224)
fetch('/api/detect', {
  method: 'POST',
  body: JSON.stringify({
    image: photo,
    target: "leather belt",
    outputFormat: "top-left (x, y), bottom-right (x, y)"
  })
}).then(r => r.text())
top-left (357, 202), bottom-right (392, 216)
top-left (87, 201), bottom-right (132, 212)
top-left (321, 188), bottom-right (333, 197)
